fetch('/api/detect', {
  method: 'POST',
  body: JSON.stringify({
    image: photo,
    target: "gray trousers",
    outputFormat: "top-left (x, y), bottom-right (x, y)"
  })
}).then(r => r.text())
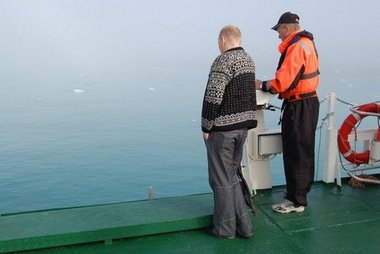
top-left (205, 129), bottom-right (252, 237)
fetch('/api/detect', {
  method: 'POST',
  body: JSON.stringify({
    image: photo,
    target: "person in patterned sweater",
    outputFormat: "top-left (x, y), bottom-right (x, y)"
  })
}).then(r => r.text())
top-left (201, 25), bottom-right (257, 239)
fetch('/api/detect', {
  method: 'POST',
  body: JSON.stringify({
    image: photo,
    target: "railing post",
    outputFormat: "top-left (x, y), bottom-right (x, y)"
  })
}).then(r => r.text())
top-left (323, 92), bottom-right (340, 184)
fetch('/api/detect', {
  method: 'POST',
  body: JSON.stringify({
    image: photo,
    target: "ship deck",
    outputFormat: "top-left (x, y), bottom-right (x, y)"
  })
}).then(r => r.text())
top-left (1, 178), bottom-right (379, 254)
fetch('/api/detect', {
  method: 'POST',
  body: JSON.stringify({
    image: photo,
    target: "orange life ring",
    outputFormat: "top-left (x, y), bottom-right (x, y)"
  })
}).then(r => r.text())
top-left (337, 103), bottom-right (380, 165)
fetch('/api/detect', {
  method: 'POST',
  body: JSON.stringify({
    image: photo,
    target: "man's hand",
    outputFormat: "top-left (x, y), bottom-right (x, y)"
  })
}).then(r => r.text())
top-left (203, 132), bottom-right (209, 141)
top-left (255, 79), bottom-right (262, 90)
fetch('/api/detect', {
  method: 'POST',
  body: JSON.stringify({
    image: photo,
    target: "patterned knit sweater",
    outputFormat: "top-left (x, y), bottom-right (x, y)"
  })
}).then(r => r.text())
top-left (201, 47), bottom-right (257, 133)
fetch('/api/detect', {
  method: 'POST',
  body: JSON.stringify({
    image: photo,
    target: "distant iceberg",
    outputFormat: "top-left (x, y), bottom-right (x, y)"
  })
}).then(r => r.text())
top-left (73, 89), bottom-right (84, 93)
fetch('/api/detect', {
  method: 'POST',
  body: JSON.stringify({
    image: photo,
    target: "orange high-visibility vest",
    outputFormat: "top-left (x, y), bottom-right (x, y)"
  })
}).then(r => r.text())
top-left (269, 30), bottom-right (319, 101)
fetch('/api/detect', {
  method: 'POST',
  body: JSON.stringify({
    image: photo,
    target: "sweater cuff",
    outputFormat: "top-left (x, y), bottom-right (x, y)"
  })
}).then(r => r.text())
top-left (202, 127), bottom-right (210, 133)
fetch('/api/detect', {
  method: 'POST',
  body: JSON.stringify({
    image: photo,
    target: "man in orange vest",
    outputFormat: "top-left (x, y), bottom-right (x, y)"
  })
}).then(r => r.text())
top-left (256, 12), bottom-right (320, 213)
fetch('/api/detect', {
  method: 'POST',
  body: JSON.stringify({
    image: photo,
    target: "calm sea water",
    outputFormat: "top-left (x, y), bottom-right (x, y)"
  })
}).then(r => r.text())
top-left (1, 0), bottom-right (379, 214)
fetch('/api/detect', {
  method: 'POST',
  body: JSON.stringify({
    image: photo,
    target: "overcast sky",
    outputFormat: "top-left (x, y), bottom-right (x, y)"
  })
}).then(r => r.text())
top-left (0, 0), bottom-right (379, 100)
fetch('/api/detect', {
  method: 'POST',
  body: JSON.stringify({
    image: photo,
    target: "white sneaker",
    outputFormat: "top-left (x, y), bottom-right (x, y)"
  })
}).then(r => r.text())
top-left (272, 199), bottom-right (305, 213)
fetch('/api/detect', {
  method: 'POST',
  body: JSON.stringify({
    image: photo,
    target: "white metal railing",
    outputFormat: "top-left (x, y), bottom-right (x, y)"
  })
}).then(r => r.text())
top-left (324, 94), bottom-right (380, 186)
top-left (243, 92), bottom-right (379, 191)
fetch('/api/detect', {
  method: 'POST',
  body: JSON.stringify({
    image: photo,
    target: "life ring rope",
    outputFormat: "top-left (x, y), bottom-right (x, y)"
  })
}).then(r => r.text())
top-left (337, 103), bottom-right (380, 165)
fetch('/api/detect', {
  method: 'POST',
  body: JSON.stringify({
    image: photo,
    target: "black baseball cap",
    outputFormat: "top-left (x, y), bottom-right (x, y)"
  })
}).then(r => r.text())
top-left (271, 12), bottom-right (300, 30)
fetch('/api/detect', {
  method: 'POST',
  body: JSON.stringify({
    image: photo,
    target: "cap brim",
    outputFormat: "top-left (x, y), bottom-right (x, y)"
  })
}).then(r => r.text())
top-left (271, 23), bottom-right (280, 31)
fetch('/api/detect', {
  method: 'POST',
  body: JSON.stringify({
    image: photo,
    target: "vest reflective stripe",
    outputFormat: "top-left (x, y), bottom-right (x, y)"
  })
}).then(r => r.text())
top-left (296, 41), bottom-right (310, 54)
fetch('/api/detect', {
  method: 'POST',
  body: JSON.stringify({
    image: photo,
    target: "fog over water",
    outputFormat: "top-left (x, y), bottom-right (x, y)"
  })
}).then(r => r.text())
top-left (0, 0), bottom-right (379, 213)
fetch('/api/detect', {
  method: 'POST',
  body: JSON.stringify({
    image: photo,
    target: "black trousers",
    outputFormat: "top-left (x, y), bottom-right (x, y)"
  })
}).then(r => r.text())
top-left (281, 96), bottom-right (319, 206)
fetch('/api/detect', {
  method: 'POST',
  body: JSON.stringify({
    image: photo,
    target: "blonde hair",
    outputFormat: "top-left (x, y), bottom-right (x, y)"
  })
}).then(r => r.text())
top-left (219, 25), bottom-right (241, 44)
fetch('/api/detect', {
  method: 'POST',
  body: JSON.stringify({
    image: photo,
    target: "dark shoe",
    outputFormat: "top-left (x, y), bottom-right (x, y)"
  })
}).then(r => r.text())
top-left (206, 228), bottom-right (235, 240)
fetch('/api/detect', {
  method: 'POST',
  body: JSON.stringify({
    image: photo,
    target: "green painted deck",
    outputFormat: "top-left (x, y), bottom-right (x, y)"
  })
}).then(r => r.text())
top-left (1, 180), bottom-right (379, 254)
